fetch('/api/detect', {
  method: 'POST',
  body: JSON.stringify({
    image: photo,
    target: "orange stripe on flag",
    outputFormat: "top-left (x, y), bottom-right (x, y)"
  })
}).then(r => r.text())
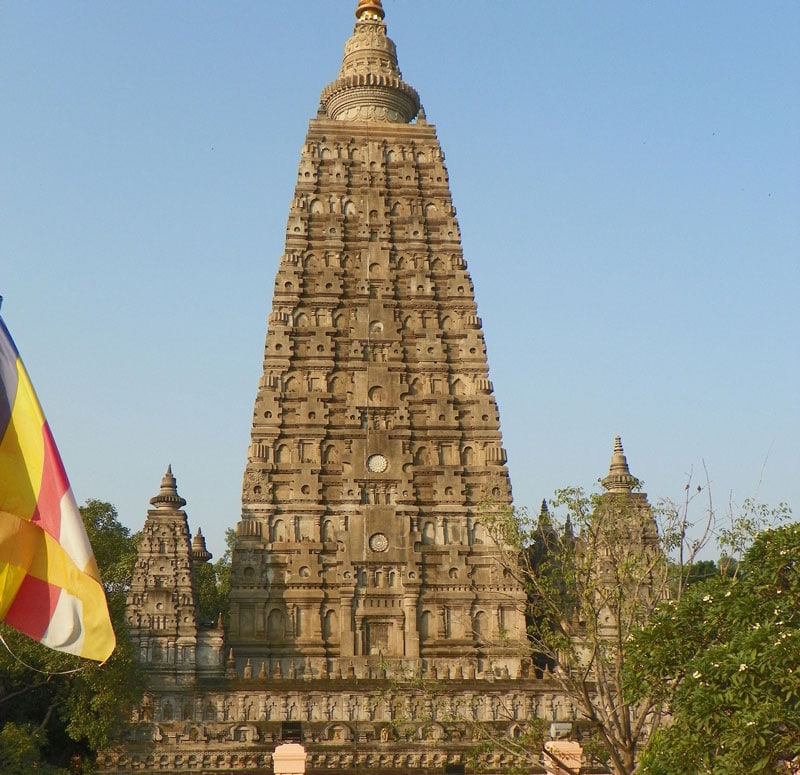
top-left (3, 574), bottom-right (61, 641)
top-left (32, 421), bottom-right (67, 541)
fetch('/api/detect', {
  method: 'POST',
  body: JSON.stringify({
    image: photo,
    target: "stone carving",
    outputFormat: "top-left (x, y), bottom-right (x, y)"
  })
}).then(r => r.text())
top-left (113, 3), bottom-right (651, 774)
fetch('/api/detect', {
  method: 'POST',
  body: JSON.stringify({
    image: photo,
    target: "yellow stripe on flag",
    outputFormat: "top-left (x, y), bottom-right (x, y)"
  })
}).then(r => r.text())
top-left (0, 511), bottom-right (115, 660)
top-left (0, 361), bottom-right (46, 521)
top-left (0, 560), bottom-right (29, 619)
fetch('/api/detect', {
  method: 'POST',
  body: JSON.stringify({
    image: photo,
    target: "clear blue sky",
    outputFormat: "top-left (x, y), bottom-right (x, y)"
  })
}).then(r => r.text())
top-left (2, 1), bottom-right (798, 560)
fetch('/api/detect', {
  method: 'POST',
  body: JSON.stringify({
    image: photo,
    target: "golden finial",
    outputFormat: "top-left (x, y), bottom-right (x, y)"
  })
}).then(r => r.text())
top-left (356, 0), bottom-right (384, 21)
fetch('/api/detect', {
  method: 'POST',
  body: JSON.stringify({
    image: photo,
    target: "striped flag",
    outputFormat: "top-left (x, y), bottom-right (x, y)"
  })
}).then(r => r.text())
top-left (0, 315), bottom-right (115, 662)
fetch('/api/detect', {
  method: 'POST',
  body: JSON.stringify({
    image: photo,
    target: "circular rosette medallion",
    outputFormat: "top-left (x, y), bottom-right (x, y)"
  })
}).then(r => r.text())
top-left (366, 453), bottom-right (388, 473)
top-left (369, 533), bottom-right (389, 552)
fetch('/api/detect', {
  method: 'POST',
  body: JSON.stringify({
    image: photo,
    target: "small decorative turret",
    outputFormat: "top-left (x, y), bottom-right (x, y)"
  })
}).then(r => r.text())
top-left (601, 436), bottom-right (639, 494)
top-left (149, 465), bottom-right (187, 510)
top-left (191, 528), bottom-right (213, 563)
top-left (319, 0), bottom-right (420, 123)
top-left (125, 467), bottom-right (225, 683)
top-left (126, 466), bottom-right (197, 681)
top-left (538, 498), bottom-right (551, 525)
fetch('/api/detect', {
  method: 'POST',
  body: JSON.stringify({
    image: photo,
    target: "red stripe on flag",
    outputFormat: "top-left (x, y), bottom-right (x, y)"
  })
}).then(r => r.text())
top-left (31, 421), bottom-right (69, 542)
top-left (3, 573), bottom-right (61, 640)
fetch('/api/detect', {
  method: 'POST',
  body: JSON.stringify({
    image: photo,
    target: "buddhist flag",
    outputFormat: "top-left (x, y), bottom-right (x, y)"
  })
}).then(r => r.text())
top-left (0, 315), bottom-right (115, 662)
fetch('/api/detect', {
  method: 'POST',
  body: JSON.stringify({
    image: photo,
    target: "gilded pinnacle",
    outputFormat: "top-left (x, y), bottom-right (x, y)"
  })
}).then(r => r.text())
top-left (355, 0), bottom-right (384, 21)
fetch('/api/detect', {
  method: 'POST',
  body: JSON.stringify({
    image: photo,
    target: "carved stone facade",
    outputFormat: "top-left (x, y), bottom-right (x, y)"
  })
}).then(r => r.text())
top-left (109, 3), bottom-right (652, 773)
top-left (126, 466), bottom-right (224, 683)
top-left (231, 110), bottom-right (525, 692)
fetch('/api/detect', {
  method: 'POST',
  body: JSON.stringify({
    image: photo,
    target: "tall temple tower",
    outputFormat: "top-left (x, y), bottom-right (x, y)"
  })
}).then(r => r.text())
top-left (111, 4), bottom-right (662, 773)
top-left (228, 0), bottom-right (526, 683)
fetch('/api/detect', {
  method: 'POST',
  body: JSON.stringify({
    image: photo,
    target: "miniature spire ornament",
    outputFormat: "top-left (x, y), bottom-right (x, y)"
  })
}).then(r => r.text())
top-left (150, 464), bottom-right (187, 509)
top-left (602, 436), bottom-right (639, 494)
top-left (191, 528), bottom-right (213, 563)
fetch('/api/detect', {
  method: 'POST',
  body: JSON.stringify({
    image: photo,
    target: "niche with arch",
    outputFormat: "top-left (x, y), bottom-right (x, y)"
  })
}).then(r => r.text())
top-left (270, 519), bottom-right (286, 542)
top-left (323, 609), bottom-right (339, 640)
top-left (267, 609), bottom-right (285, 641)
top-left (322, 445), bottom-right (340, 465)
top-left (368, 385), bottom-right (385, 402)
top-left (329, 375), bottom-right (346, 395)
top-left (419, 610), bottom-right (433, 639)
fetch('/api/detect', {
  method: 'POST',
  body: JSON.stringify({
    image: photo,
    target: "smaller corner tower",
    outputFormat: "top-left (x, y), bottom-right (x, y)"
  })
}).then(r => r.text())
top-left (589, 437), bottom-right (663, 637)
top-left (126, 467), bottom-right (223, 683)
top-left (598, 436), bottom-right (659, 550)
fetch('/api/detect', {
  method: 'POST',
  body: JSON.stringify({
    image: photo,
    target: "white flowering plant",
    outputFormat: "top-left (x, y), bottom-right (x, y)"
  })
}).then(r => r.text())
top-left (625, 521), bottom-right (799, 774)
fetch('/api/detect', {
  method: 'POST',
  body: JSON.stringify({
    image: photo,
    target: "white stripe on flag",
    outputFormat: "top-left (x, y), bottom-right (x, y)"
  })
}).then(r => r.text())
top-left (41, 588), bottom-right (86, 656)
top-left (57, 489), bottom-right (94, 572)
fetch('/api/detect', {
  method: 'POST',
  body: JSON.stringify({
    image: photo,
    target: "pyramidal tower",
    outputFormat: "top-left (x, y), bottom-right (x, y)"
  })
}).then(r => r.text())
top-left (229, 0), bottom-right (526, 682)
top-left (115, 4), bottom-right (567, 773)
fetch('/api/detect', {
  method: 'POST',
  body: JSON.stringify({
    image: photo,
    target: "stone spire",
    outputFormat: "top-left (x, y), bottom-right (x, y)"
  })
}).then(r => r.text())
top-left (537, 498), bottom-right (555, 535)
top-left (149, 464), bottom-right (187, 510)
top-left (319, 0), bottom-right (420, 122)
top-left (125, 468), bottom-right (225, 683)
top-left (231, 0), bottom-right (521, 685)
top-left (127, 467), bottom-right (198, 680)
top-left (191, 528), bottom-right (213, 563)
top-left (602, 436), bottom-right (639, 494)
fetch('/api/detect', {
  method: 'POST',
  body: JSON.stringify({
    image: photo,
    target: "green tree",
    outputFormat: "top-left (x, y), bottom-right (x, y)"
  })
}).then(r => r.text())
top-left (682, 558), bottom-right (720, 586)
top-left (481, 468), bottom-right (772, 775)
top-left (0, 500), bottom-right (146, 773)
top-left (626, 521), bottom-right (799, 774)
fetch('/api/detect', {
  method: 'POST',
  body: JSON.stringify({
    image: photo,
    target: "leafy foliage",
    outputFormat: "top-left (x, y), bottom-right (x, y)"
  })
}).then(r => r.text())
top-left (484, 486), bottom-right (675, 775)
top-left (682, 558), bottom-right (721, 586)
top-left (0, 501), bottom-right (146, 773)
top-left (481, 478), bottom-right (789, 775)
top-left (626, 522), bottom-right (800, 774)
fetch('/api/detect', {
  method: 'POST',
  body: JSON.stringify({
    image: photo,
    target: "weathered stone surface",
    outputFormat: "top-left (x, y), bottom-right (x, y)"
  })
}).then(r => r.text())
top-left (113, 3), bottom-right (603, 773)
top-left (125, 466), bottom-right (225, 684)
